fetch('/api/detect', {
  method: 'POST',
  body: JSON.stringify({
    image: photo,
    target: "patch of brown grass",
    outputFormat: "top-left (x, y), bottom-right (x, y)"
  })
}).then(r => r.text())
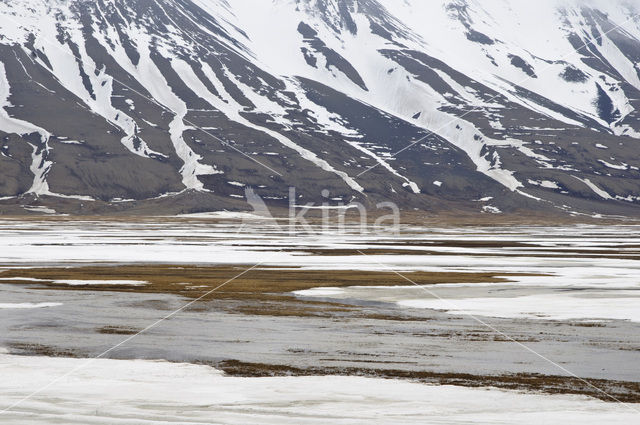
top-left (8, 342), bottom-right (85, 358)
top-left (0, 265), bottom-right (521, 302)
top-left (96, 326), bottom-right (140, 335)
top-left (216, 360), bottom-right (640, 403)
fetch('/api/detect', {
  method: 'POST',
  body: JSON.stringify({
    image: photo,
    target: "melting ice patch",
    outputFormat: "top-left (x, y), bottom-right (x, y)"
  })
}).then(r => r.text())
top-left (0, 302), bottom-right (61, 309)
top-left (293, 287), bottom-right (344, 296)
top-left (0, 276), bottom-right (147, 286)
top-left (23, 206), bottom-right (57, 214)
top-left (482, 205), bottom-right (502, 214)
top-left (398, 292), bottom-right (640, 322)
top-left (53, 279), bottom-right (148, 286)
top-left (0, 354), bottom-right (636, 424)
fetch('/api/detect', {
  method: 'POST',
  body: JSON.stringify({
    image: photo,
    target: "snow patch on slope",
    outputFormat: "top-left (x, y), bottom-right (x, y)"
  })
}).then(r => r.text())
top-left (573, 176), bottom-right (613, 199)
top-left (0, 62), bottom-right (52, 195)
top-left (287, 79), bottom-right (421, 193)
top-left (92, 28), bottom-right (222, 190)
top-left (46, 18), bottom-right (167, 159)
top-left (173, 58), bottom-right (363, 192)
top-left (222, 68), bottom-right (364, 192)
top-left (229, 4), bottom-right (522, 192)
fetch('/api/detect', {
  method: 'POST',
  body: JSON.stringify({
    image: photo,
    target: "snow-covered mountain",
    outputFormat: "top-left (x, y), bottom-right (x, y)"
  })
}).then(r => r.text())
top-left (1, 0), bottom-right (640, 216)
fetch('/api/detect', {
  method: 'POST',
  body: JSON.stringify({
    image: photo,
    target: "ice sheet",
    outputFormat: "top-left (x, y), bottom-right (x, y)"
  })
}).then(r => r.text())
top-left (0, 354), bottom-right (635, 424)
top-left (0, 303), bottom-right (61, 309)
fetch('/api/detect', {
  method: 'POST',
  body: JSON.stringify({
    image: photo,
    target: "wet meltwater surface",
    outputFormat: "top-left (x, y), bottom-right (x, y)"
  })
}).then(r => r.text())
top-left (0, 217), bottom-right (639, 422)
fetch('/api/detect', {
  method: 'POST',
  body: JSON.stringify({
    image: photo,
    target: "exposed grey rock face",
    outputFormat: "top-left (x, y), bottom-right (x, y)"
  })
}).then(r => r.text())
top-left (0, 0), bottom-right (639, 216)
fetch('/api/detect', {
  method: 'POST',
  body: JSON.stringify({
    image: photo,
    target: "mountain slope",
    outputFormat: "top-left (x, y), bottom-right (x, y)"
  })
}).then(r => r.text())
top-left (0, 0), bottom-right (639, 216)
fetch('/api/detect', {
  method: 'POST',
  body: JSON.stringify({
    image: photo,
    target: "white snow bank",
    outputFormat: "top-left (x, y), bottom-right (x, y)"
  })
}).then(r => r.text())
top-left (399, 292), bottom-right (640, 322)
top-left (176, 210), bottom-right (268, 220)
top-left (0, 303), bottom-right (61, 309)
top-left (293, 287), bottom-right (344, 296)
top-left (0, 354), bottom-right (635, 424)
top-left (22, 206), bottom-right (56, 215)
top-left (52, 280), bottom-right (147, 286)
top-left (0, 277), bottom-right (146, 286)
top-left (482, 205), bottom-right (502, 214)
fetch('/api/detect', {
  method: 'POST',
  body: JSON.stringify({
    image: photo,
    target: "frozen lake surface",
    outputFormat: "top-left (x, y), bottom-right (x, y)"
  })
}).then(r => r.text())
top-left (0, 353), bottom-right (637, 425)
top-left (2, 217), bottom-right (638, 322)
top-left (0, 217), bottom-right (639, 422)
